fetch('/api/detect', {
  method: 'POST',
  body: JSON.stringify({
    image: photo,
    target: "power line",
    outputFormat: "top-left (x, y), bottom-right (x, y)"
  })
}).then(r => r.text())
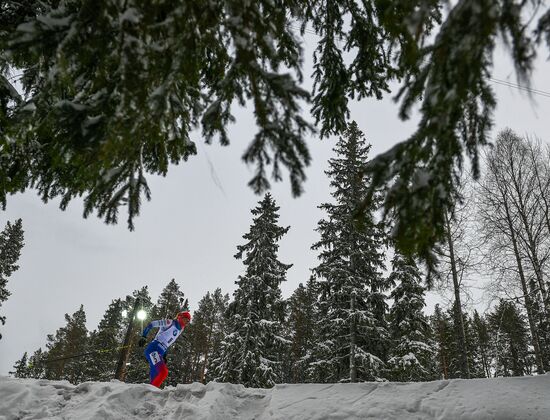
top-left (288, 24), bottom-right (550, 99)
top-left (488, 77), bottom-right (550, 99)
top-left (41, 344), bottom-right (131, 364)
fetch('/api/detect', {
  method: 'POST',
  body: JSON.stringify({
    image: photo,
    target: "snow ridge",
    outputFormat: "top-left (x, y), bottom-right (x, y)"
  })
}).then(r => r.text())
top-left (1, 375), bottom-right (550, 419)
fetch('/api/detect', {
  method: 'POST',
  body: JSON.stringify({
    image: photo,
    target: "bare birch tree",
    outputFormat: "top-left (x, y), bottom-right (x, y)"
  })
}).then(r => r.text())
top-left (435, 179), bottom-right (483, 379)
top-left (477, 129), bottom-right (550, 373)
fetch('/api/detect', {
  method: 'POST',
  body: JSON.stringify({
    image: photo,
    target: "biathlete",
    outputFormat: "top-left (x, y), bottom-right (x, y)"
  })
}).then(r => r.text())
top-left (138, 311), bottom-right (191, 387)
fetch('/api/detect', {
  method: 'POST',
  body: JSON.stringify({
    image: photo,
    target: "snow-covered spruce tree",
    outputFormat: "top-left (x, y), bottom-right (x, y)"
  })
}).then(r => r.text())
top-left (309, 122), bottom-right (389, 383)
top-left (432, 308), bottom-right (491, 379)
top-left (443, 306), bottom-right (470, 379)
top-left (387, 253), bottom-right (437, 381)
top-left (213, 193), bottom-right (291, 388)
top-left (285, 278), bottom-right (318, 383)
top-left (463, 312), bottom-right (489, 379)
top-left (87, 298), bottom-right (125, 382)
top-left (188, 288), bottom-right (230, 383)
top-left (441, 308), bottom-right (482, 379)
top-left (204, 290), bottom-right (231, 384)
top-left (0, 218), bottom-right (24, 339)
top-left (470, 310), bottom-right (492, 378)
top-left (431, 304), bottom-right (452, 379)
top-left (488, 299), bottom-right (531, 377)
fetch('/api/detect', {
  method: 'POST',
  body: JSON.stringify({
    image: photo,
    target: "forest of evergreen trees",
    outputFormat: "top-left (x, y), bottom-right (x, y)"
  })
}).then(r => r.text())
top-left (10, 126), bottom-right (550, 386)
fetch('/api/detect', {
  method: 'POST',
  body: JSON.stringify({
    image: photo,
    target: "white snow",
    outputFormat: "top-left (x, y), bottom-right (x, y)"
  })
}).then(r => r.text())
top-left (119, 8), bottom-right (141, 25)
top-left (1, 375), bottom-right (550, 419)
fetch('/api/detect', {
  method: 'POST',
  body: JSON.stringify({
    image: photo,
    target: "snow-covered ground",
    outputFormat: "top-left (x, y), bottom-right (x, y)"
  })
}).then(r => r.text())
top-left (1, 375), bottom-right (549, 419)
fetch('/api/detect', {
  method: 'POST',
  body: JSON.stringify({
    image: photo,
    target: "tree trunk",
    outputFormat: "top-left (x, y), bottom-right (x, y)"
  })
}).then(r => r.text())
top-left (438, 320), bottom-right (448, 379)
top-left (349, 292), bottom-right (357, 383)
top-left (510, 169), bottom-right (550, 327)
top-left (503, 201), bottom-right (545, 374)
top-left (444, 211), bottom-right (470, 379)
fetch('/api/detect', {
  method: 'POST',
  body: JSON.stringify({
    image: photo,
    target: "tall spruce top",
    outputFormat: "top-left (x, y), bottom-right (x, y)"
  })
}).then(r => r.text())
top-left (235, 193), bottom-right (292, 281)
top-left (214, 193), bottom-right (290, 387)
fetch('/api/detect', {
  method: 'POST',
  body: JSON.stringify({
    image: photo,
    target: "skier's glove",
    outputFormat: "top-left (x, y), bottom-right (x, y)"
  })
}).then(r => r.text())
top-left (138, 337), bottom-right (146, 347)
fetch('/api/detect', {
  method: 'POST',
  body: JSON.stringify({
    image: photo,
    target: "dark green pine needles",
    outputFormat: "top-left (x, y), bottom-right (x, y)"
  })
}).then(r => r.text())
top-left (2, 0), bottom-right (550, 269)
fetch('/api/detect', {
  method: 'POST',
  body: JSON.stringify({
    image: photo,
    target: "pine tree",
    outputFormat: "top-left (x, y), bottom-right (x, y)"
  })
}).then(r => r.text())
top-left (187, 288), bottom-right (230, 383)
top-left (435, 308), bottom-right (487, 380)
top-left (62, 305), bottom-right (89, 384)
top-left (88, 299), bottom-right (125, 382)
top-left (443, 307), bottom-right (472, 379)
top-left (387, 253), bottom-right (436, 381)
top-left (309, 122), bottom-right (388, 383)
top-left (432, 304), bottom-right (452, 379)
top-left (213, 193), bottom-right (291, 388)
top-left (43, 305), bottom-right (89, 384)
top-left (43, 315), bottom-right (69, 380)
top-left (10, 352), bottom-right (30, 378)
top-left (0, 218), bottom-right (24, 339)
top-left (469, 311), bottom-right (491, 378)
top-left (204, 289), bottom-right (231, 384)
top-left (285, 279), bottom-right (317, 383)
top-left (152, 278), bottom-right (186, 320)
top-left (488, 300), bottom-right (531, 377)
top-left (27, 348), bottom-right (46, 379)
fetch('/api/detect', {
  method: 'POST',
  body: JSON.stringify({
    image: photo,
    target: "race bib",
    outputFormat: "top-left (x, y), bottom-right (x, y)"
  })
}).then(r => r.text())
top-left (149, 351), bottom-right (161, 365)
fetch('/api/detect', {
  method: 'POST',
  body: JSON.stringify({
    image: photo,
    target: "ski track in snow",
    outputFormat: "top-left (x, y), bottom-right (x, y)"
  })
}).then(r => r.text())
top-left (1, 375), bottom-right (550, 419)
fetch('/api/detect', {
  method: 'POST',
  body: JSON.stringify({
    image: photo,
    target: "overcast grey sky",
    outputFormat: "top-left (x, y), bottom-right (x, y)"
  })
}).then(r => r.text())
top-left (1, 33), bottom-right (550, 375)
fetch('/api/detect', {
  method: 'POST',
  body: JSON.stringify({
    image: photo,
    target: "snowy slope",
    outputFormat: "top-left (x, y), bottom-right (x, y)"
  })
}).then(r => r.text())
top-left (1, 375), bottom-right (549, 419)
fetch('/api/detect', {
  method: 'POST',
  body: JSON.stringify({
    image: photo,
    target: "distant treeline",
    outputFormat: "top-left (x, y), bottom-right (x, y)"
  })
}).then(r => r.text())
top-left (11, 127), bottom-right (550, 385)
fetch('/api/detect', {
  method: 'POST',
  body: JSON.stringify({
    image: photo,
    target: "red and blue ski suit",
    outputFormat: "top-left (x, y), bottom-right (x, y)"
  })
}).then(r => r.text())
top-left (141, 318), bottom-right (185, 387)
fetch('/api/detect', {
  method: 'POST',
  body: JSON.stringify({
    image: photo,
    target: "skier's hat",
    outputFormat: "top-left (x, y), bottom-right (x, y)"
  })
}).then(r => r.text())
top-left (177, 311), bottom-right (191, 323)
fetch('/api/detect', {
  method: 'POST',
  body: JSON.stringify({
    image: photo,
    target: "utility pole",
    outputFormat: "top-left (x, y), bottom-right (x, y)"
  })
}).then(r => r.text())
top-left (115, 296), bottom-right (141, 381)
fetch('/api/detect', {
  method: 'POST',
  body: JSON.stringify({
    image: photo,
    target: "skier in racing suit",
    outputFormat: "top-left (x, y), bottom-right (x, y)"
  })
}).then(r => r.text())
top-left (138, 311), bottom-right (191, 387)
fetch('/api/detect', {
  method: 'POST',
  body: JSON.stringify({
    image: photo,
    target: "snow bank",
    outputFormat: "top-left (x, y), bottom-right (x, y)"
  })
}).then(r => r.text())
top-left (1, 375), bottom-right (549, 419)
